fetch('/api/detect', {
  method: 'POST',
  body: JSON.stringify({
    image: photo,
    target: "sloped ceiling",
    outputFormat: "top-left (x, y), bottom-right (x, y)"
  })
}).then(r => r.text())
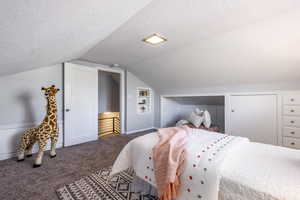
top-left (0, 0), bottom-right (152, 76)
top-left (82, 0), bottom-right (300, 94)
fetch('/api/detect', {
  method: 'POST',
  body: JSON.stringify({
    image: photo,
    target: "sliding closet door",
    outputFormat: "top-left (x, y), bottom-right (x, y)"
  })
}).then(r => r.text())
top-left (229, 95), bottom-right (277, 145)
top-left (64, 63), bottom-right (98, 146)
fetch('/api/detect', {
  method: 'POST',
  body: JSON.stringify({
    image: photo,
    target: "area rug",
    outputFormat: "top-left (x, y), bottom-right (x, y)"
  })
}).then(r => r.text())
top-left (56, 167), bottom-right (158, 200)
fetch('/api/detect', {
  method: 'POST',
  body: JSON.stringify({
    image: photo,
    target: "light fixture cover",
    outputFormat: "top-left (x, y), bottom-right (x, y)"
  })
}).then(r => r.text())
top-left (143, 34), bottom-right (167, 45)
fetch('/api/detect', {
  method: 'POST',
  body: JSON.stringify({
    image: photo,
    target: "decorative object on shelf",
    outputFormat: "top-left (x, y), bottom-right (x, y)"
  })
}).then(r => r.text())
top-left (137, 88), bottom-right (152, 114)
top-left (17, 85), bottom-right (60, 168)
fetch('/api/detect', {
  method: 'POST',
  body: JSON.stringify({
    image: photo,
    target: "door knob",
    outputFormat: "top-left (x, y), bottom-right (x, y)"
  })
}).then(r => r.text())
top-left (66, 109), bottom-right (71, 112)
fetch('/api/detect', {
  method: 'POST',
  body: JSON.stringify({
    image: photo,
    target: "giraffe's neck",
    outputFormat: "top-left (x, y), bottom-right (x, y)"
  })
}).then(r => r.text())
top-left (44, 96), bottom-right (58, 124)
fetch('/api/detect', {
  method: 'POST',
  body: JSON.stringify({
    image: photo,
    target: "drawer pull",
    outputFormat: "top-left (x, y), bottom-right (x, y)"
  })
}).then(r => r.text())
top-left (291, 98), bottom-right (294, 102)
top-left (291, 142), bottom-right (295, 146)
top-left (290, 120), bottom-right (295, 124)
top-left (290, 109), bottom-right (295, 113)
top-left (290, 131), bottom-right (295, 135)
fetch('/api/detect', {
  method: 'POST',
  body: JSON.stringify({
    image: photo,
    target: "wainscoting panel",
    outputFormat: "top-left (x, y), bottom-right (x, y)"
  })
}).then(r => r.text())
top-left (0, 122), bottom-right (63, 160)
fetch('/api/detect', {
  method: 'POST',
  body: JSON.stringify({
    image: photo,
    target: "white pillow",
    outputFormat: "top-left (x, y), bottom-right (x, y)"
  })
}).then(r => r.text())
top-left (176, 119), bottom-right (189, 127)
top-left (194, 108), bottom-right (203, 115)
top-left (203, 110), bottom-right (211, 128)
top-left (188, 111), bottom-right (204, 128)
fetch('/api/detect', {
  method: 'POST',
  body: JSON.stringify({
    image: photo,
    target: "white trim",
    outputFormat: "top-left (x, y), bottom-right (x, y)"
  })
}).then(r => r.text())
top-left (162, 93), bottom-right (226, 98)
top-left (126, 127), bottom-right (157, 134)
top-left (0, 121), bottom-right (63, 131)
top-left (161, 91), bottom-right (300, 98)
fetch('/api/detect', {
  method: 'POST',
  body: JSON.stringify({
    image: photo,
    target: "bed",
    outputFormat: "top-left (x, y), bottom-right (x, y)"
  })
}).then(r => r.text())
top-left (111, 129), bottom-right (300, 200)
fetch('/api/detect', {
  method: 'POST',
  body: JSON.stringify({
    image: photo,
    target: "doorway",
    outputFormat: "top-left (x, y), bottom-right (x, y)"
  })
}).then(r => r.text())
top-left (98, 71), bottom-right (121, 138)
top-left (64, 61), bottom-right (125, 147)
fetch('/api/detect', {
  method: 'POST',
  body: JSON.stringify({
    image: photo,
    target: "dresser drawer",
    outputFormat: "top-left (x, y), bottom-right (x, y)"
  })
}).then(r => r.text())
top-left (283, 106), bottom-right (300, 116)
top-left (283, 95), bottom-right (300, 105)
top-left (283, 116), bottom-right (300, 127)
top-left (283, 127), bottom-right (300, 138)
top-left (283, 137), bottom-right (300, 149)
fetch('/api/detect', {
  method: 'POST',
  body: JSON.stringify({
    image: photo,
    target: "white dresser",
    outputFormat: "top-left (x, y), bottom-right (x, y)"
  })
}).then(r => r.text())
top-left (282, 94), bottom-right (300, 149)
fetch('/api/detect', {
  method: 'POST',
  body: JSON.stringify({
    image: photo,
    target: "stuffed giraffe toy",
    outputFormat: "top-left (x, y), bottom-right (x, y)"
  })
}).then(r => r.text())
top-left (17, 85), bottom-right (60, 168)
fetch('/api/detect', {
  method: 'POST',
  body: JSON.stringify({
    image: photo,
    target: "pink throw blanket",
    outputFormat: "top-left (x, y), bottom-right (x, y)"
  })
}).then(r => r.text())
top-left (152, 126), bottom-right (190, 200)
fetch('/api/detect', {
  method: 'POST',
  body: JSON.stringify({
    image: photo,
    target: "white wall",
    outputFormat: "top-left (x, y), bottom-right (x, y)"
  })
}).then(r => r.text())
top-left (0, 65), bottom-right (63, 160)
top-left (126, 71), bottom-right (156, 133)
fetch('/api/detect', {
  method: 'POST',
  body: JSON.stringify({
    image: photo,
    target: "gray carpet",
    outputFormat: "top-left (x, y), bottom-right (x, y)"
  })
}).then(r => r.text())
top-left (0, 130), bottom-right (154, 200)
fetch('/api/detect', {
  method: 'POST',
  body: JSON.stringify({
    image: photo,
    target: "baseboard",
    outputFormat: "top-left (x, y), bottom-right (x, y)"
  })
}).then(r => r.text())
top-left (0, 142), bottom-right (63, 161)
top-left (126, 127), bottom-right (157, 134)
top-left (64, 134), bottom-right (98, 147)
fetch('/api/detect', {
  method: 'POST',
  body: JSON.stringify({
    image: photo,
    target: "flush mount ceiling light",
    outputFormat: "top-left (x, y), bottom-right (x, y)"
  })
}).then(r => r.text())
top-left (142, 34), bottom-right (167, 45)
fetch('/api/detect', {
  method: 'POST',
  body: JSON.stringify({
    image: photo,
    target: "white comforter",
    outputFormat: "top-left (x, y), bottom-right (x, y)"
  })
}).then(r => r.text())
top-left (112, 130), bottom-right (300, 200)
top-left (112, 129), bottom-right (248, 200)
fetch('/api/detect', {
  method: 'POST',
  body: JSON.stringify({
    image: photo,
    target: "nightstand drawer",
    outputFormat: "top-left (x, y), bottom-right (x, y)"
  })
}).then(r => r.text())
top-left (283, 106), bottom-right (300, 116)
top-left (283, 116), bottom-right (300, 127)
top-left (283, 95), bottom-right (300, 105)
top-left (283, 127), bottom-right (300, 138)
top-left (283, 137), bottom-right (300, 149)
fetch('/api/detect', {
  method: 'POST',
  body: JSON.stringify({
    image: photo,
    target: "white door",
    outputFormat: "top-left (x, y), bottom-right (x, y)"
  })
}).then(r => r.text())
top-left (229, 95), bottom-right (277, 145)
top-left (64, 63), bottom-right (98, 146)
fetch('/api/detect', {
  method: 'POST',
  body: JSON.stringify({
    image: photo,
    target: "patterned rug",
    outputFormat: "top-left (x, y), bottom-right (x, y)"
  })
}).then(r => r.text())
top-left (56, 167), bottom-right (158, 200)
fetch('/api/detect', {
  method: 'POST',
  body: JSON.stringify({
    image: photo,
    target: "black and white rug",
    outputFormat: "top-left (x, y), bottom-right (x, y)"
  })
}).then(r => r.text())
top-left (56, 167), bottom-right (158, 200)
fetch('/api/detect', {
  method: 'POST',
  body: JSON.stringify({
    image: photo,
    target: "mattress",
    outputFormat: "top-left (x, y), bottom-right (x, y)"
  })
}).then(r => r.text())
top-left (113, 132), bottom-right (300, 200)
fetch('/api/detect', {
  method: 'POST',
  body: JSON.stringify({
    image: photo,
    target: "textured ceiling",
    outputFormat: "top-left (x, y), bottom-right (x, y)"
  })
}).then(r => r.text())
top-left (0, 0), bottom-right (152, 76)
top-left (82, 0), bottom-right (300, 93)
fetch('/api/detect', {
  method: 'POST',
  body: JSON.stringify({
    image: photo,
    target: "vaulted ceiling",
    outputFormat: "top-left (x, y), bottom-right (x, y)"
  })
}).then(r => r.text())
top-left (1, 0), bottom-right (300, 93)
top-left (0, 0), bottom-right (152, 76)
top-left (82, 0), bottom-right (300, 93)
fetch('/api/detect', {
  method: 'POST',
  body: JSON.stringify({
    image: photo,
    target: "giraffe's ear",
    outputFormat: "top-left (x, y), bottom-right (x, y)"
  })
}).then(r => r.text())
top-left (57, 88), bottom-right (60, 92)
top-left (41, 87), bottom-right (45, 90)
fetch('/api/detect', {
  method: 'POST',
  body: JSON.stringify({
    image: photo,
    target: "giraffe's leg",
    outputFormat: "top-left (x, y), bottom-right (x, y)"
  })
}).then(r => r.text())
top-left (33, 140), bottom-right (47, 168)
top-left (17, 142), bottom-right (26, 161)
top-left (25, 142), bottom-right (35, 157)
top-left (17, 134), bottom-right (29, 161)
top-left (50, 135), bottom-right (58, 158)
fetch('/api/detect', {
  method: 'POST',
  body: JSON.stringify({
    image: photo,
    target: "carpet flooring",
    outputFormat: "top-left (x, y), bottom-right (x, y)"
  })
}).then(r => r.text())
top-left (0, 130), bottom-right (154, 200)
